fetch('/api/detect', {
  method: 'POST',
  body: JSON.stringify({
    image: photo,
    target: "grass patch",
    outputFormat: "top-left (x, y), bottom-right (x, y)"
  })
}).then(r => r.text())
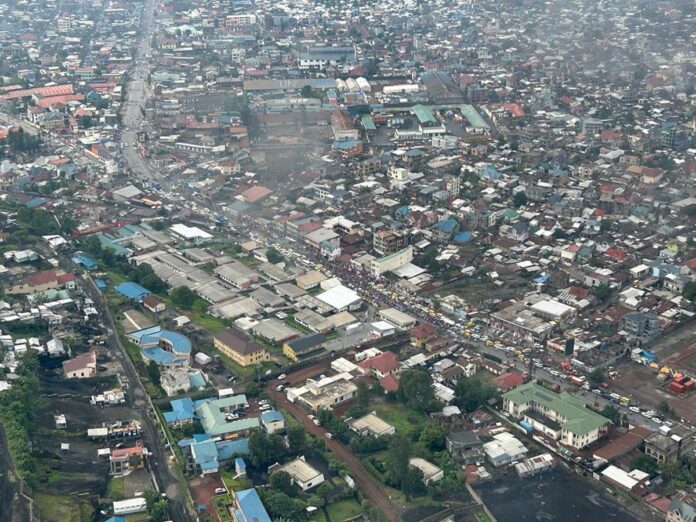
top-left (309, 510), bottom-right (328, 522)
top-left (125, 512), bottom-right (151, 522)
top-left (34, 491), bottom-right (94, 522)
top-left (475, 510), bottom-right (492, 522)
top-left (220, 468), bottom-right (252, 491)
top-left (213, 494), bottom-right (233, 522)
top-left (107, 476), bottom-right (125, 500)
top-left (372, 401), bottom-right (424, 436)
top-left (326, 498), bottom-right (363, 521)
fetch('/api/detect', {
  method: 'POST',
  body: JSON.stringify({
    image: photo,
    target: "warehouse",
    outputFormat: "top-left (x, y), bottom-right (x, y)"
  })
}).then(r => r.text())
top-left (316, 285), bottom-right (362, 312)
top-left (251, 319), bottom-right (299, 345)
top-left (378, 307), bottom-right (417, 329)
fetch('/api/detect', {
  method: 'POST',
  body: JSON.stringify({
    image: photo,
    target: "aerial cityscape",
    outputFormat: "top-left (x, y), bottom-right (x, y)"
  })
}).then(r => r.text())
top-left (0, 0), bottom-right (695, 521)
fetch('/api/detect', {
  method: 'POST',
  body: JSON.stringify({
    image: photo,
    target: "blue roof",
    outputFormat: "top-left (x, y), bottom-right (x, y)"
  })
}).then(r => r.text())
top-left (235, 457), bottom-right (246, 469)
top-left (72, 254), bottom-right (98, 270)
top-left (94, 279), bottom-right (107, 290)
top-left (454, 231), bottom-right (472, 243)
top-left (436, 218), bottom-right (458, 233)
top-left (105, 517), bottom-right (126, 522)
top-left (234, 488), bottom-right (271, 522)
top-left (115, 281), bottom-right (151, 299)
top-left (217, 438), bottom-right (249, 460)
top-left (334, 139), bottom-right (361, 150)
top-left (25, 197), bottom-right (46, 209)
top-left (396, 206), bottom-right (411, 217)
top-left (189, 370), bottom-right (206, 389)
top-left (164, 398), bottom-right (194, 424)
top-left (261, 410), bottom-right (285, 423)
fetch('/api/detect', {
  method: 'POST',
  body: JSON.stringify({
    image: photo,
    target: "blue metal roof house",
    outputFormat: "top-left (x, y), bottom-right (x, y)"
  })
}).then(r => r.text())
top-left (72, 254), bottom-right (98, 271)
top-left (115, 281), bottom-right (151, 300)
top-left (233, 488), bottom-right (271, 522)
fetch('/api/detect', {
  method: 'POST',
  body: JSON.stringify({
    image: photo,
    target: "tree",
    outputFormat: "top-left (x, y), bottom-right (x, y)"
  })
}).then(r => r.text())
top-left (270, 471), bottom-right (295, 496)
top-left (397, 369), bottom-right (437, 413)
top-left (658, 400), bottom-right (673, 417)
top-left (146, 362), bottom-right (161, 389)
top-left (683, 282), bottom-right (696, 303)
top-left (512, 191), bottom-right (528, 208)
top-left (287, 425), bottom-right (306, 453)
top-left (589, 368), bottom-right (605, 385)
top-left (601, 405), bottom-right (620, 425)
top-left (401, 466), bottom-right (425, 500)
top-left (316, 482), bottom-right (333, 508)
top-left (592, 284), bottom-right (614, 303)
top-left (266, 247), bottom-right (284, 264)
top-left (261, 491), bottom-right (305, 520)
top-left (171, 285), bottom-right (196, 309)
top-left (248, 431), bottom-right (285, 468)
top-left (385, 435), bottom-right (411, 488)
top-left (454, 374), bottom-right (498, 413)
top-left (419, 422), bottom-right (446, 452)
top-left (631, 454), bottom-right (658, 475)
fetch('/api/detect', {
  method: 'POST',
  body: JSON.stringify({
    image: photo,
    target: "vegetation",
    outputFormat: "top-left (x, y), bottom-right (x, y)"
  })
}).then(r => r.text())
top-left (630, 454), bottom-right (657, 475)
top-left (144, 489), bottom-right (170, 521)
top-left (1, 128), bottom-right (41, 154)
top-left (170, 285), bottom-right (196, 308)
top-left (266, 246), bottom-right (284, 264)
top-left (512, 191), bottom-right (528, 208)
top-left (591, 284), bottom-right (615, 303)
top-left (454, 374), bottom-right (498, 412)
top-left (0, 351), bottom-right (40, 486)
top-left (601, 405), bottom-right (621, 425)
top-left (248, 430), bottom-right (286, 468)
top-left (397, 369), bottom-right (440, 413)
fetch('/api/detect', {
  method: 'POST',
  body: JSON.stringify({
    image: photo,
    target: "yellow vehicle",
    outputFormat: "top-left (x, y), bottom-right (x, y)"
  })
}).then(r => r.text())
top-left (619, 396), bottom-right (630, 407)
top-left (485, 340), bottom-right (495, 346)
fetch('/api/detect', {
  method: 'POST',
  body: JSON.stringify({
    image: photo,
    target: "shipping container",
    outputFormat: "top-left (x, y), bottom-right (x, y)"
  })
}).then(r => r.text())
top-left (684, 380), bottom-right (695, 391)
top-left (519, 420), bottom-right (533, 434)
top-left (670, 382), bottom-right (685, 393)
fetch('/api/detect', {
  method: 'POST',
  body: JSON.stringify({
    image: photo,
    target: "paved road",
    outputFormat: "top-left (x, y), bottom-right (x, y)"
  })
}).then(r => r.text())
top-left (269, 387), bottom-right (400, 522)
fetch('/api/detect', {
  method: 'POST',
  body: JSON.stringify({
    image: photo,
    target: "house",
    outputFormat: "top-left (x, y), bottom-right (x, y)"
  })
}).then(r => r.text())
top-left (143, 295), bottom-right (166, 313)
top-left (667, 498), bottom-right (696, 522)
top-left (214, 328), bottom-right (269, 367)
top-left (492, 371), bottom-right (525, 392)
top-left (483, 432), bottom-right (529, 467)
top-left (260, 410), bottom-right (286, 434)
top-left (359, 351), bottom-right (400, 379)
top-left (502, 382), bottom-right (610, 449)
top-left (110, 443), bottom-right (146, 476)
top-left (409, 458), bottom-right (443, 484)
top-left (283, 333), bottom-right (326, 362)
top-left (410, 322), bottom-right (438, 348)
top-left (115, 282), bottom-right (151, 302)
top-left (194, 395), bottom-right (259, 439)
top-left (446, 430), bottom-right (484, 464)
top-left (62, 351), bottom-right (97, 379)
top-left (621, 311), bottom-right (661, 340)
top-left (230, 488), bottom-right (271, 522)
top-left (289, 373), bottom-right (357, 412)
top-left (163, 398), bottom-right (195, 427)
top-left (644, 425), bottom-right (696, 464)
top-left (349, 413), bottom-right (395, 437)
top-left (275, 456), bottom-right (325, 491)
top-left (182, 437), bottom-right (250, 475)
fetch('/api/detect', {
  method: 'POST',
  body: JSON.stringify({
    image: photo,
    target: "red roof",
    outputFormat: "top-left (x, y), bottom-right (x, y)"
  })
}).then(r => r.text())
top-left (359, 351), bottom-right (399, 374)
top-left (492, 371), bottom-right (524, 391)
top-left (379, 374), bottom-right (399, 392)
top-left (241, 185), bottom-right (273, 203)
top-left (0, 84), bottom-right (73, 101)
top-left (605, 247), bottom-right (627, 261)
top-left (410, 322), bottom-right (437, 339)
top-left (26, 270), bottom-right (59, 286)
top-left (56, 273), bottom-right (76, 284)
top-left (684, 258), bottom-right (696, 269)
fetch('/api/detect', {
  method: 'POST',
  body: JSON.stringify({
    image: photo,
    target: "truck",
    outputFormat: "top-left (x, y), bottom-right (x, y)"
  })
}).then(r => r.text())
top-left (568, 375), bottom-right (584, 386)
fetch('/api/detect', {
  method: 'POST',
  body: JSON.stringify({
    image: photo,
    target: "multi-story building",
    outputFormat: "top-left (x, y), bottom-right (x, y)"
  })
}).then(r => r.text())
top-left (645, 425), bottom-right (696, 464)
top-left (373, 229), bottom-right (407, 256)
top-left (502, 382), bottom-right (610, 449)
top-left (213, 328), bottom-right (269, 368)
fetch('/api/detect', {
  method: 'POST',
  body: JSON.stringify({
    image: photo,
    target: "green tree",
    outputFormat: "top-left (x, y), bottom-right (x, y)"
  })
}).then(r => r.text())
top-left (512, 191), bottom-right (528, 208)
top-left (397, 369), bottom-right (438, 413)
top-left (631, 454), bottom-right (658, 475)
top-left (248, 430), bottom-right (285, 468)
top-left (589, 368), bottom-right (606, 385)
top-left (261, 491), bottom-right (304, 520)
top-left (454, 374), bottom-right (499, 413)
top-left (287, 425), bottom-right (306, 453)
top-left (385, 435), bottom-right (411, 488)
top-left (270, 471), bottom-right (295, 496)
top-left (401, 466), bottom-right (425, 500)
top-left (683, 282), bottom-right (696, 302)
top-left (601, 405), bottom-right (620, 425)
top-left (658, 400), bottom-right (673, 417)
top-left (170, 285), bottom-right (196, 308)
top-left (316, 482), bottom-right (333, 508)
top-left (592, 284), bottom-right (614, 303)
top-left (266, 247), bottom-right (284, 264)
top-left (419, 422), bottom-right (446, 452)
top-left (146, 361), bottom-right (161, 389)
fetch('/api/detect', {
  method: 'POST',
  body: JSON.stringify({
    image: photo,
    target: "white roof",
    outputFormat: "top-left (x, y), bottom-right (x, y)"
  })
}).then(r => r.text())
top-left (316, 285), bottom-right (361, 310)
top-left (531, 299), bottom-right (573, 318)
top-left (601, 465), bottom-right (639, 490)
top-left (170, 223), bottom-right (213, 240)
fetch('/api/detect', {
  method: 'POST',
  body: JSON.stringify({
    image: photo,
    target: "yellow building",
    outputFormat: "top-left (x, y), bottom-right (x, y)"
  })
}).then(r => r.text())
top-left (213, 328), bottom-right (269, 367)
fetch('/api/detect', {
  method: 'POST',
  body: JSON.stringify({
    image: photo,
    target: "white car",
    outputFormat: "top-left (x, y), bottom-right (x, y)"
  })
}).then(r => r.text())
top-left (629, 406), bottom-right (640, 413)
top-left (278, 374), bottom-right (287, 380)
top-left (642, 411), bottom-right (654, 419)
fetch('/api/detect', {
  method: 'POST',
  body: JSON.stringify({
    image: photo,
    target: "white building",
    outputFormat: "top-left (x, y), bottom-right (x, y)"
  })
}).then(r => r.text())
top-left (277, 456), bottom-right (325, 491)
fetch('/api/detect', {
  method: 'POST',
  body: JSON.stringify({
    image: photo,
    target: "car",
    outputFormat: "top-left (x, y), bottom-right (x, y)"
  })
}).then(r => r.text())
top-left (642, 411), bottom-right (654, 419)
top-left (313, 419), bottom-right (321, 426)
top-left (276, 384), bottom-right (285, 392)
top-left (652, 418), bottom-right (663, 425)
top-left (550, 370), bottom-right (559, 377)
top-left (629, 406), bottom-right (640, 413)
top-left (278, 374), bottom-right (287, 380)
top-left (259, 405), bottom-right (271, 411)
top-left (214, 488), bottom-right (227, 494)
top-left (325, 432), bottom-right (333, 439)
top-left (308, 414), bottom-right (315, 420)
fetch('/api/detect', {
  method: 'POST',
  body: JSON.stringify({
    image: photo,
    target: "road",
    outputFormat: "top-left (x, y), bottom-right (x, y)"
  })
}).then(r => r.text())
top-left (120, 0), bottom-right (160, 187)
top-left (76, 271), bottom-right (190, 521)
top-left (269, 387), bottom-right (400, 522)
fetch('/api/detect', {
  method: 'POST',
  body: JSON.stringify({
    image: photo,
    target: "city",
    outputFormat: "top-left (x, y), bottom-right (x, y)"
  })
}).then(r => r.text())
top-left (0, 0), bottom-right (695, 521)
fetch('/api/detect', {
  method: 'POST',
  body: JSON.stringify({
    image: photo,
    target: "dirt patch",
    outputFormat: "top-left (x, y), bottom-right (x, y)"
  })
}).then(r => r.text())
top-left (191, 474), bottom-right (226, 519)
top-left (0, 425), bottom-right (32, 522)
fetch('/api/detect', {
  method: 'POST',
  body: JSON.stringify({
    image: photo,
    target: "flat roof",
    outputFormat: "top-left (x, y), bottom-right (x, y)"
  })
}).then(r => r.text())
top-left (279, 457), bottom-right (322, 483)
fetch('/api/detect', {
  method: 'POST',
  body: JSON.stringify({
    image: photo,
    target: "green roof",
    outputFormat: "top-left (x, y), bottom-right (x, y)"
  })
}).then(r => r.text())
top-left (361, 115), bottom-right (376, 131)
top-left (503, 382), bottom-right (609, 436)
top-left (194, 396), bottom-right (260, 437)
top-left (459, 104), bottom-right (489, 129)
top-left (412, 104), bottom-right (436, 125)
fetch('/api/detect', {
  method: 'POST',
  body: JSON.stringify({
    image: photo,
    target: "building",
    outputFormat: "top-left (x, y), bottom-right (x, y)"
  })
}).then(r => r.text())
top-left (276, 456), bottom-right (325, 491)
top-left (645, 425), bottom-right (696, 464)
top-left (230, 488), bottom-right (271, 522)
top-left (621, 311), bottom-right (661, 340)
top-left (359, 351), bottom-right (400, 380)
top-left (261, 410), bottom-right (286, 434)
top-left (288, 373), bottom-right (357, 412)
top-left (370, 246), bottom-right (414, 278)
top-left (142, 295), bottom-right (166, 313)
top-left (316, 285), bottom-right (362, 312)
top-left (502, 382), bottom-right (610, 449)
top-left (331, 110), bottom-right (359, 141)
top-left (409, 458), bottom-right (444, 484)
top-left (410, 322), bottom-right (438, 348)
top-left (514, 453), bottom-right (555, 477)
top-left (667, 498), bottom-right (696, 522)
top-left (214, 328), bottom-right (269, 367)
top-left (110, 443), bottom-right (146, 476)
top-left (127, 326), bottom-right (192, 367)
top-left (446, 430), bottom-right (484, 464)
top-left (283, 333), bottom-right (327, 362)
top-left (298, 46), bottom-right (356, 70)
top-left (349, 413), bottom-right (395, 437)
top-left (373, 230), bottom-right (407, 256)
top-left (482, 432), bottom-right (529, 467)
top-left (62, 351), bottom-right (97, 379)
top-left (194, 395), bottom-right (259, 439)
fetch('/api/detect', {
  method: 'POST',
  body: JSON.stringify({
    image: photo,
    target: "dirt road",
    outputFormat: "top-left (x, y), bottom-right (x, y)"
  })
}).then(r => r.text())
top-left (269, 388), bottom-right (400, 522)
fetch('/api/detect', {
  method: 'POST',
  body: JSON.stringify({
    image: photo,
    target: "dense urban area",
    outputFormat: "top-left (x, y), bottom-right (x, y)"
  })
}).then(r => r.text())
top-left (0, 0), bottom-right (695, 521)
